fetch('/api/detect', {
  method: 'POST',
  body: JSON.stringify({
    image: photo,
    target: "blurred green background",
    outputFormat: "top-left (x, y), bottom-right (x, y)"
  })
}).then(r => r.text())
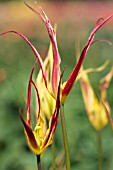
top-left (0, 0), bottom-right (113, 170)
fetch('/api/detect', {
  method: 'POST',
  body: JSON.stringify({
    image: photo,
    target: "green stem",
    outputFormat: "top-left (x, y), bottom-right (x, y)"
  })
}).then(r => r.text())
top-left (97, 130), bottom-right (103, 170)
top-left (60, 104), bottom-right (71, 170)
top-left (52, 138), bottom-right (57, 170)
top-left (36, 155), bottom-right (42, 170)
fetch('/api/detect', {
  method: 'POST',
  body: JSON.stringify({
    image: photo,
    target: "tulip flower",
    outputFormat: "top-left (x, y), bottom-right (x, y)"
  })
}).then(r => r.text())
top-left (19, 61), bottom-right (62, 155)
top-left (80, 66), bottom-right (113, 130)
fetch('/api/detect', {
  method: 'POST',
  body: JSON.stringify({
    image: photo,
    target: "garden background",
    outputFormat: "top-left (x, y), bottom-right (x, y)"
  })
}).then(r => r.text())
top-left (0, 0), bottom-right (113, 170)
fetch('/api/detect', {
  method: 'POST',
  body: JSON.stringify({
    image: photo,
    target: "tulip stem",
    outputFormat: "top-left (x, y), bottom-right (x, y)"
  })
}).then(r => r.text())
top-left (36, 155), bottom-right (42, 170)
top-left (52, 138), bottom-right (57, 170)
top-left (97, 130), bottom-right (103, 170)
top-left (60, 104), bottom-right (70, 170)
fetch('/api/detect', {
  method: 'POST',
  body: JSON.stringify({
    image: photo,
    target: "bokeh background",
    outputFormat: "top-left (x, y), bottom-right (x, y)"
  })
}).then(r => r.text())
top-left (0, 0), bottom-right (113, 170)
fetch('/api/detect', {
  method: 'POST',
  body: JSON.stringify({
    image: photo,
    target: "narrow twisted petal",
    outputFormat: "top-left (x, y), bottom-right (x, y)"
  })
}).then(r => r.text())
top-left (0, 30), bottom-right (47, 87)
top-left (31, 80), bottom-right (41, 121)
top-left (61, 14), bottom-right (113, 103)
top-left (27, 61), bottom-right (37, 126)
top-left (19, 61), bottom-right (39, 153)
top-left (19, 59), bottom-right (43, 154)
top-left (76, 60), bottom-right (109, 81)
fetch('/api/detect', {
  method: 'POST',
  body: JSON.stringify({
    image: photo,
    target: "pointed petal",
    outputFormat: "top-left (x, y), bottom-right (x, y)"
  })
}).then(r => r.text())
top-left (25, 2), bottom-right (61, 97)
top-left (0, 30), bottom-right (47, 87)
top-left (19, 111), bottom-right (38, 149)
top-left (62, 14), bottom-right (113, 103)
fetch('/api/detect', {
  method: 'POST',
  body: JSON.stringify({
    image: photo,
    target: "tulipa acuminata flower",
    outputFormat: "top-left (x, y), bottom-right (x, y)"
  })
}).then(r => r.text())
top-left (80, 66), bottom-right (113, 130)
top-left (19, 61), bottom-right (63, 155)
top-left (0, 0), bottom-right (113, 157)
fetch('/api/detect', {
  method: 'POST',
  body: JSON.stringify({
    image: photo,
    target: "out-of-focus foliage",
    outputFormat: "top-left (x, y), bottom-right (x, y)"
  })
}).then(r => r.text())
top-left (0, 1), bottom-right (113, 170)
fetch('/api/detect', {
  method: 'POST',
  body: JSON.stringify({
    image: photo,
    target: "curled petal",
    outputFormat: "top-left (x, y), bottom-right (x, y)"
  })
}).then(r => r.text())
top-left (96, 18), bottom-right (104, 26)
top-left (92, 39), bottom-right (112, 46)
top-left (0, 30), bottom-right (47, 87)
top-left (62, 14), bottom-right (113, 103)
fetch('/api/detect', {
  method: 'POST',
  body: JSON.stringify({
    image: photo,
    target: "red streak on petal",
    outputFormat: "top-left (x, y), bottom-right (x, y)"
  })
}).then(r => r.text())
top-left (19, 112), bottom-right (38, 149)
top-left (27, 62), bottom-right (37, 126)
top-left (31, 80), bottom-right (41, 121)
top-left (43, 19), bottom-right (61, 96)
top-left (62, 14), bottom-right (113, 98)
top-left (0, 30), bottom-right (47, 87)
